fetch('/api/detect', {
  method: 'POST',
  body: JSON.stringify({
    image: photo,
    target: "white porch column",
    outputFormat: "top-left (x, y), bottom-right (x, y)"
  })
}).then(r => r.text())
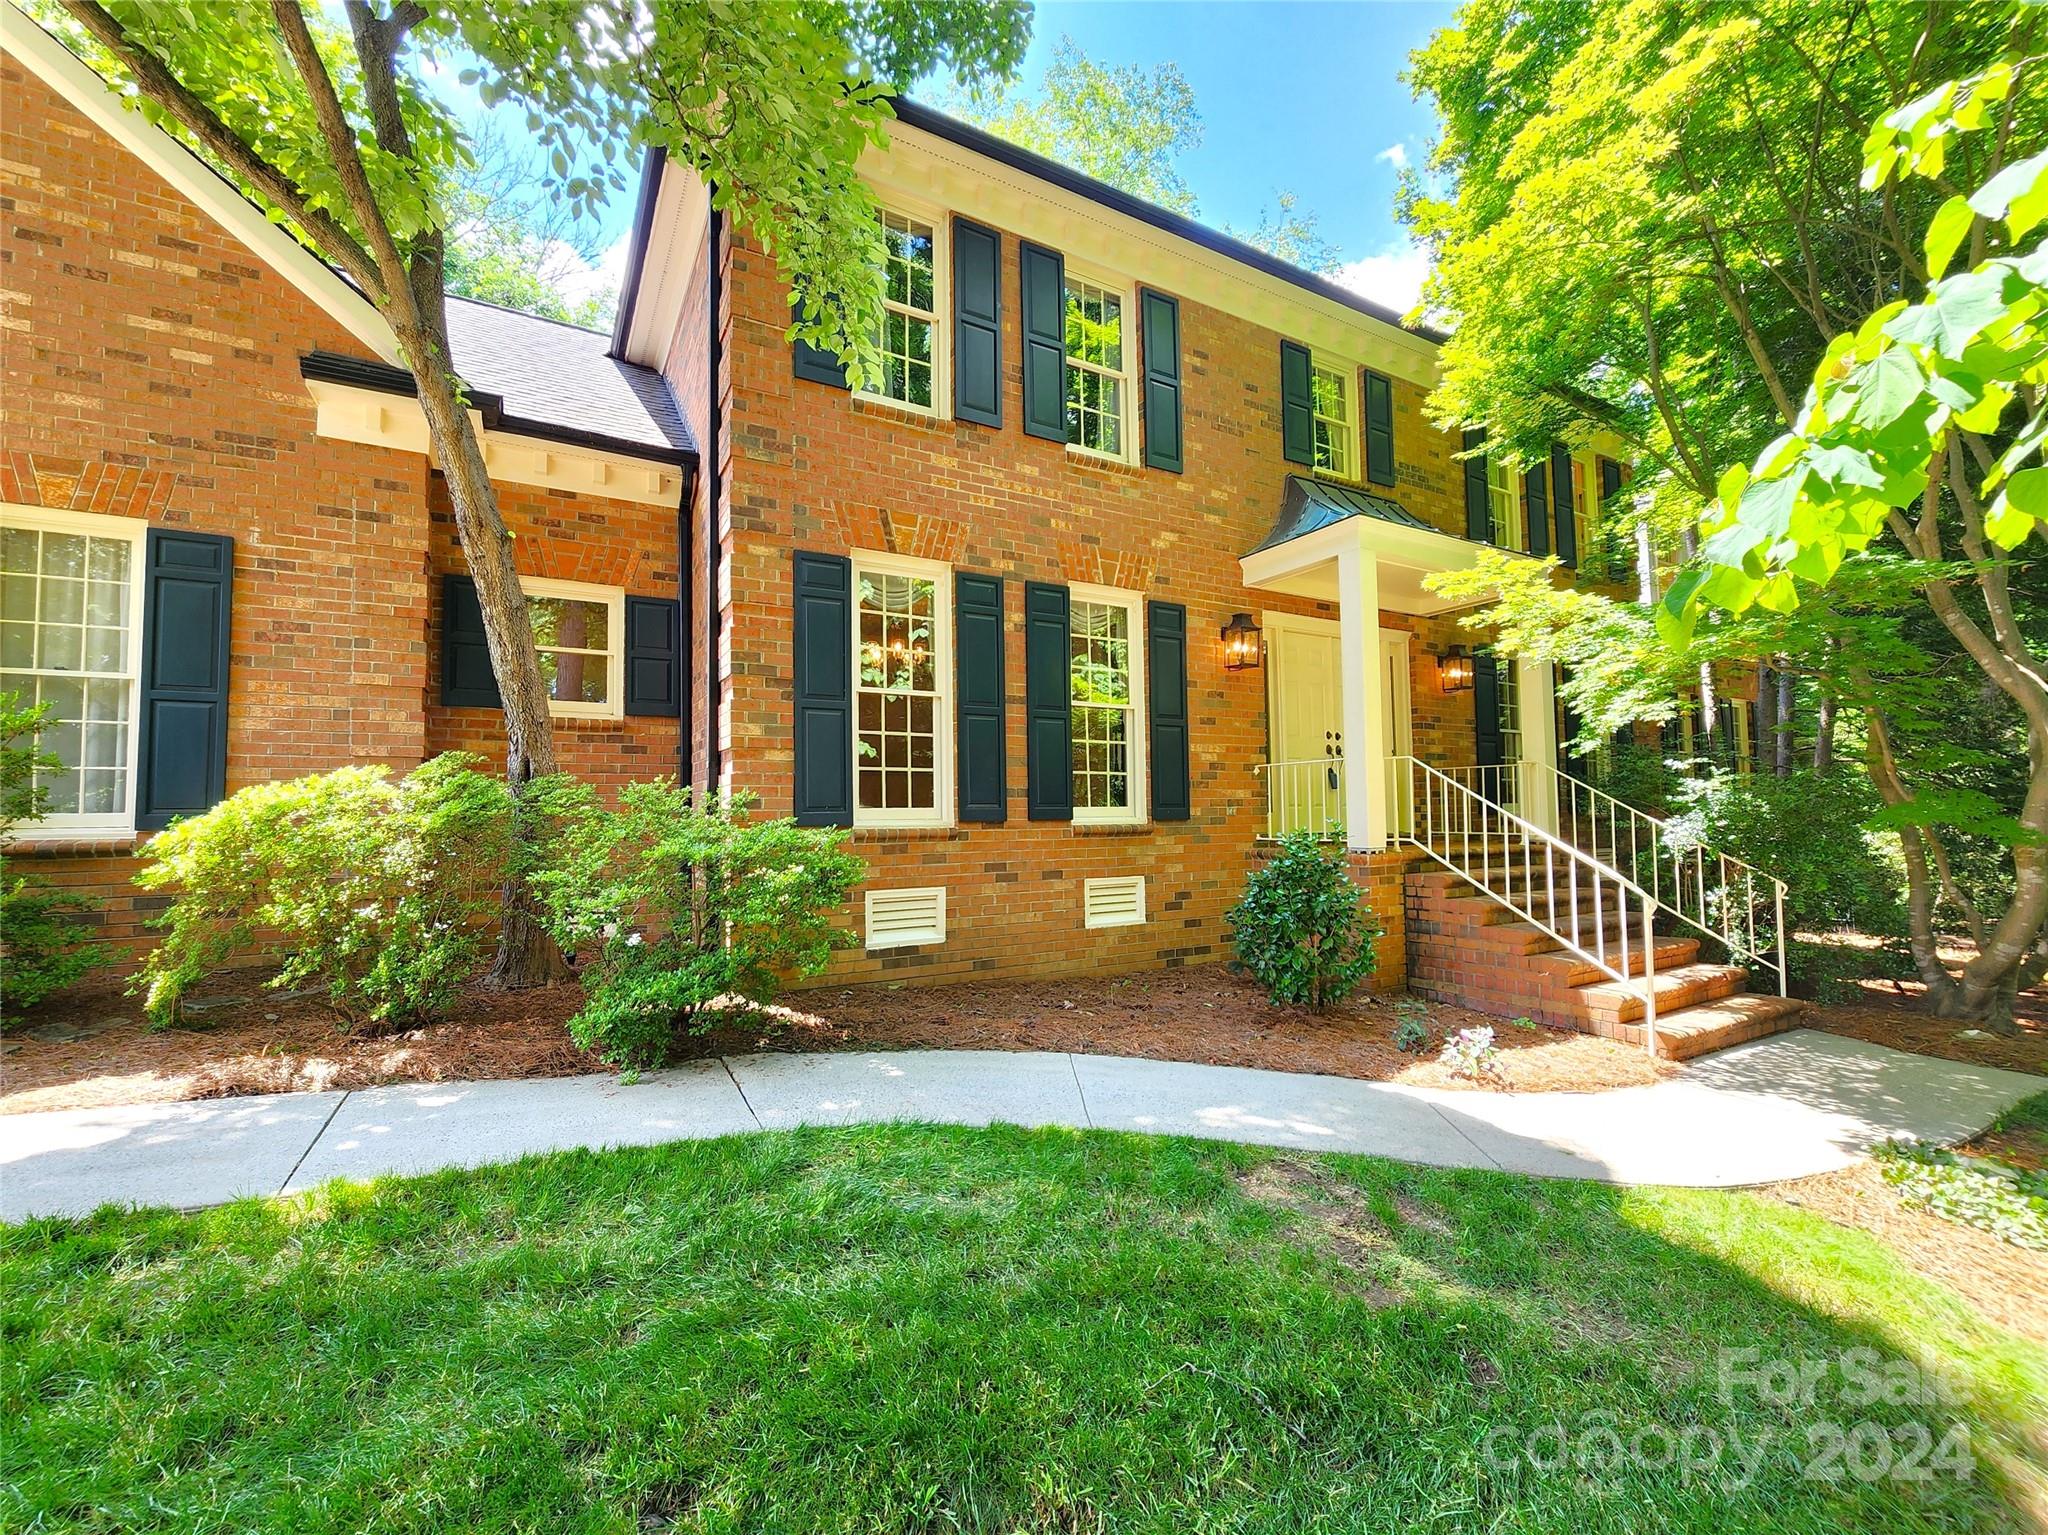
top-left (1516, 657), bottom-right (1559, 834)
top-left (1336, 534), bottom-right (1388, 851)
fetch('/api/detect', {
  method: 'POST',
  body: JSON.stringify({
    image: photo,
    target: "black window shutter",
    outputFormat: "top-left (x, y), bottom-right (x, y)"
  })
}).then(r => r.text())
top-left (1462, 426), bottom-right (1491, 542)
top-left (1363, 369), bottom-right (1396, 487)
top-left (136, 528), bottom-right (233, 831)
top-left (954, 572), bottom-right (1007, 822)
top-left (790, 298), bottom-right (850, 388)
top-left (1599, 456), bottom-right (1624, 506)
top-left (953, 218), bottom-right (1003, 428)
top-left (1019, 241), bottom-right (1067, 441)
top-left (1023, 581), bottom-right (1072, 820)
top-left (1523, 462), bottom-right (1550, 557)
top-left (1279, 340), bottom-right (1314, 465)
top-left (1140, 288), bottom-right (1183, 472)
top-left (439, 573), bottom-right (501, 708)
top-left (792, 551), bottom-right (853, 826)
top-left (1147, 600), bottom-right (1190, 821)
top-left (1472, 649), bottom-right (1504, 770)
top-left (624, 595), bottom-right (681, 717)
top-left (1550, 444), bottom-right (1577, 567)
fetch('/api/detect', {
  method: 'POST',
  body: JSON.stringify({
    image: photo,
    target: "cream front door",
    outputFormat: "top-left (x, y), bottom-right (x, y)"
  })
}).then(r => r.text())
top-left (1266, 618), bottom-right (1345, 836)
top-left (1380, 629), bottom-right (1414, 835)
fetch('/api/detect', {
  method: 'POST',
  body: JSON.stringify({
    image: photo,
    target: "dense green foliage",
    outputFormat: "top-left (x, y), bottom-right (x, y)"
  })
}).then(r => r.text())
top-left (134, 755), bottom-right (514, 1030)
top-left (529, 781), bottom-right (863, 1067)
top-left (1228, 830), bottom-right (1381, 1010)
top-left (1409, 2), bottom-right (2047, 1023)
top-left (4, 1127), bottom-right (2043, 1531)
top-left (0, 694), bottom-right (98, 1018)
top-left (441, 127), bottom-right (614, 328)
top-left (1661, 768), bottom-right (1910, 998)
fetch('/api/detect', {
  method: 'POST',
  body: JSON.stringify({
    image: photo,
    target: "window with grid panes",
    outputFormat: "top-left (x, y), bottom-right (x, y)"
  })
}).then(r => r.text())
top-left (1070, 596), bottom-right (1140, 819)
top-left (1310, 363), bottom-right (1354, 478)
top-left (862, 209), bottom-right (937, 411)
top-left (1063, 277), bottom-right (1128, 456)
top-left (854, 564), bottom-right (944, 824)
top-left (0, 511), bottom-right (142, 829)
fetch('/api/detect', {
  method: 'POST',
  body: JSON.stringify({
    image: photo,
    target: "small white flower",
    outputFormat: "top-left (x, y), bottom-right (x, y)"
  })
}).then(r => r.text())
top-left (625, 931), bottom-right (644, 947)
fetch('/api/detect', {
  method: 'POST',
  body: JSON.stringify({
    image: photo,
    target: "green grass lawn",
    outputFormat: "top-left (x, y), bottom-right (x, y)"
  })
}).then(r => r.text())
top-left (5, 1126), bottom-right (2044, 1533)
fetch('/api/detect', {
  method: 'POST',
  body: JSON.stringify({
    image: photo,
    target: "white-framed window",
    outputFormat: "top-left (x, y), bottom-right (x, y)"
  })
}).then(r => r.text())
top-left (1310, 359), bottom-right (1356, 480)
top-left (861, 205), bottom-right (946, 415)
top-left (0, 504), bottom-right (147, 835)
top-left (1069, 583), bottom-right (1147, 823)
top-left (853, 550), bottom-right (951, 827)
top-left (1063, 272), bottom-right (1133, 460)
top-left (523, 576), bottom-right (624, 719)
top-left (1487, 456), bottom-right (1523, 549)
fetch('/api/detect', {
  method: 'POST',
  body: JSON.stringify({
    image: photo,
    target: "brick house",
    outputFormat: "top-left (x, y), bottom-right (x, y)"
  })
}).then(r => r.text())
top-left (2, 14), bottom-right (1796, 1052)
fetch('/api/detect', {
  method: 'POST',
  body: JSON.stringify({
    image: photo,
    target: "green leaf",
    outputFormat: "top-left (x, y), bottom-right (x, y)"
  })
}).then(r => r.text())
top-left (1846, 349), bottom-right (1925, 429)
top-left (1924, 194), bottom-right (1974, 279)
top-left (1969, 149), bottom-right (2048, 237)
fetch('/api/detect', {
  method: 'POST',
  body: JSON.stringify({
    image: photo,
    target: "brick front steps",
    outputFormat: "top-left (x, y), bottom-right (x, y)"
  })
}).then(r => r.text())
top-left (1403, 866), bottom-right (1804, 1061)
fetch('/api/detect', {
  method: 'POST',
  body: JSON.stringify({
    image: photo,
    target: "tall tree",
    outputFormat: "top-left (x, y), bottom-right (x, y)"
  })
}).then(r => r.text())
top-left (443, 122), bottom-right (616, 329)
top-left (951, 35), bottom-right (1203, 214)
top-left (1224, 190), bottom-right (1345, 275)
top-left (39, 0), bottom-right (1029, 984)
top-left (1407, 0), bottom-right (2045, 1026)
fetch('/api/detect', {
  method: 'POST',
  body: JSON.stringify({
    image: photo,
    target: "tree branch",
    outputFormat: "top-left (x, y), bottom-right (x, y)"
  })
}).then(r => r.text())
top-left (56, 0), bottom-right (381, 294)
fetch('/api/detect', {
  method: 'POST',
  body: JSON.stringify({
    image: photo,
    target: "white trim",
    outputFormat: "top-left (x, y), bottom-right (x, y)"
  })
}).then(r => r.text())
top-left (1068, 580), bottom-right (1147, 824)
top-left (858, 199), bottom-right (950, 420)
top-left (520, 575), bottom-right (624, 720)
top-left (2, 2), bottom-right (400, 365)
top-left (1061, 265), bottom-right (1139, 466)
top-left (304, 380), bottom-right (687, 507)
top-left (864, 885), bottom-right (947, 950)
top-left (851, 549), bottom-right (953, 829)
top-left (0, 501), bottom-right (147, 836)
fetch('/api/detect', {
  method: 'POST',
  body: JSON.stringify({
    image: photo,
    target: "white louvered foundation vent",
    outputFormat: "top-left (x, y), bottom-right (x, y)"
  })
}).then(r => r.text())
top-left (1083, 875), bottom-right (1146, 930)
top-left (864, 886), bottom-right (947, 951)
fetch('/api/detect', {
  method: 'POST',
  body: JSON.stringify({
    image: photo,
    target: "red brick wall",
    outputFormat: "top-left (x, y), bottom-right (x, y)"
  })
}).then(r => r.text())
top-left (715, 222), bottom-right (1487, 987)
top-left (1, 56), bottom-right (687, 959)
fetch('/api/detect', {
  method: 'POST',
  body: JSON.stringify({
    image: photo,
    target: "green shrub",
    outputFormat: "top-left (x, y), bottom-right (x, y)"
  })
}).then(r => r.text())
top-left (134, 754), bottom-right (513, 1030)
top-left (529, 780), bottom-right (863, 1068)
top-left (1391, 1001), bottom-right (1430, 1054)
top-left (0, 692), bottom-right (99, 1019)
top-left (1659, 768), bottom-right (1909, 999)
top-left (1228, 829), bottom-right (1381, 1011)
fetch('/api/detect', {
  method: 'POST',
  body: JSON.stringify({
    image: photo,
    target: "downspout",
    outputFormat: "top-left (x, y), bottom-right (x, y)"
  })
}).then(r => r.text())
top-left (705, 199), bottom-right (723, 795)
top-left (678, 462), bottom-right (694, 786)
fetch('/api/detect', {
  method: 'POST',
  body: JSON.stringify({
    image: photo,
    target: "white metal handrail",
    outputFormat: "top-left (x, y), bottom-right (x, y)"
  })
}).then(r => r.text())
top-left (1397, 755), bottom-right (1663, 1054)
top-left (1252, 757), bottom-right (1345, 841)
top-left (1530, 760), bottom-right (1789, 997)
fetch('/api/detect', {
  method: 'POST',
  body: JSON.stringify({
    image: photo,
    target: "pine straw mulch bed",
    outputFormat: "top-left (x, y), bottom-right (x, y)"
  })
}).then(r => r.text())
top-left (0, 963), bottom-right (1677, 1117)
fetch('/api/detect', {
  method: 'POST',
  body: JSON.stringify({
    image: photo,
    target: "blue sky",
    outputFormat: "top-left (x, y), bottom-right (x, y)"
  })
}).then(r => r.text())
top-left (459, 0), bottom-right (1456, 313)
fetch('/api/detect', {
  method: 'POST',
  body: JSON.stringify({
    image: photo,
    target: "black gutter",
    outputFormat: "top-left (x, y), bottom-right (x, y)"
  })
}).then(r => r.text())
top-left (887, 98), bottom-right (1446, 345)
top-left (677, 461), bottom-right (694, 789)
top-left (300, 350), bottom-right (696, 468)
top-left (703, 200), bottom-right (723, 794)
top-left (610, 146), bottom-right (668, 359)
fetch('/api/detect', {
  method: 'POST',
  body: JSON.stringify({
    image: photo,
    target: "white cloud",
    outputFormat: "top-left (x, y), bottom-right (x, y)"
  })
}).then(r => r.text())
top-left (549, 232), bottom-right (632, 311)
top-left (1375, 142), bottom-right (1409, 171)
top-left (1330, 239), bottom-right (1432, 318)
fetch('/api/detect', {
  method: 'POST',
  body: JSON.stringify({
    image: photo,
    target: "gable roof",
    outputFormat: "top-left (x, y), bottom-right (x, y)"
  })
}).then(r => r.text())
top-left (5, 8), bottom-right (688, 465)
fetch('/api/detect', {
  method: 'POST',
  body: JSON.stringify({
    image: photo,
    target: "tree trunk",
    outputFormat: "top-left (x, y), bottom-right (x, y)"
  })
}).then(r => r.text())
top-left (1775, 660), bottom-right (1794, 776)
top-left (1812, 692), bottom-right (1835, 772)
top-left (406, 339), bottom-right (571, 988)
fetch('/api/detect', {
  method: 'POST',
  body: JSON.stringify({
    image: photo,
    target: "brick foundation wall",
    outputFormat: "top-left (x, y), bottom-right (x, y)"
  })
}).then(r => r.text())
top-left (715, 222), bottom-right (1486, 989)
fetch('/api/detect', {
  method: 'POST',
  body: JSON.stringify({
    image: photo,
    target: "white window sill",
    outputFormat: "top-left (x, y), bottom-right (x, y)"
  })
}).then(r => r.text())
top-left (853, 392), bottom-right (950, 426)
top-left (1063, 442), bottom-right (1139, 470)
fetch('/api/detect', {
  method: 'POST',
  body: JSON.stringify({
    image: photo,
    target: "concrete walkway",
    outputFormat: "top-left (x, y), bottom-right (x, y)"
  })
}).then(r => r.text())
top-left (1, 1029), bottom-right (2039, 1221)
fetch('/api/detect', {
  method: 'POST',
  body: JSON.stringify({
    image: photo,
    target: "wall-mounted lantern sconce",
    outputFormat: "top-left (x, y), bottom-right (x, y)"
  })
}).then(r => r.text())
top-left (1220, 611), bottom-right (1263, 671)
top-left (1439, 643), bottom-right (1475, 693)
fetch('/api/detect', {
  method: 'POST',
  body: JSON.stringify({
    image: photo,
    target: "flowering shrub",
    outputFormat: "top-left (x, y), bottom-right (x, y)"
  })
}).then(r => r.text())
top-left (134, 754), bottom-right (513, 1030)
top-left (529, 780), bottom-right (863, 1068)
top-left (1438, 1026), bottom-right (1502, 1081)
top-left (1227, 829), bottom-right (1381, 1010)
